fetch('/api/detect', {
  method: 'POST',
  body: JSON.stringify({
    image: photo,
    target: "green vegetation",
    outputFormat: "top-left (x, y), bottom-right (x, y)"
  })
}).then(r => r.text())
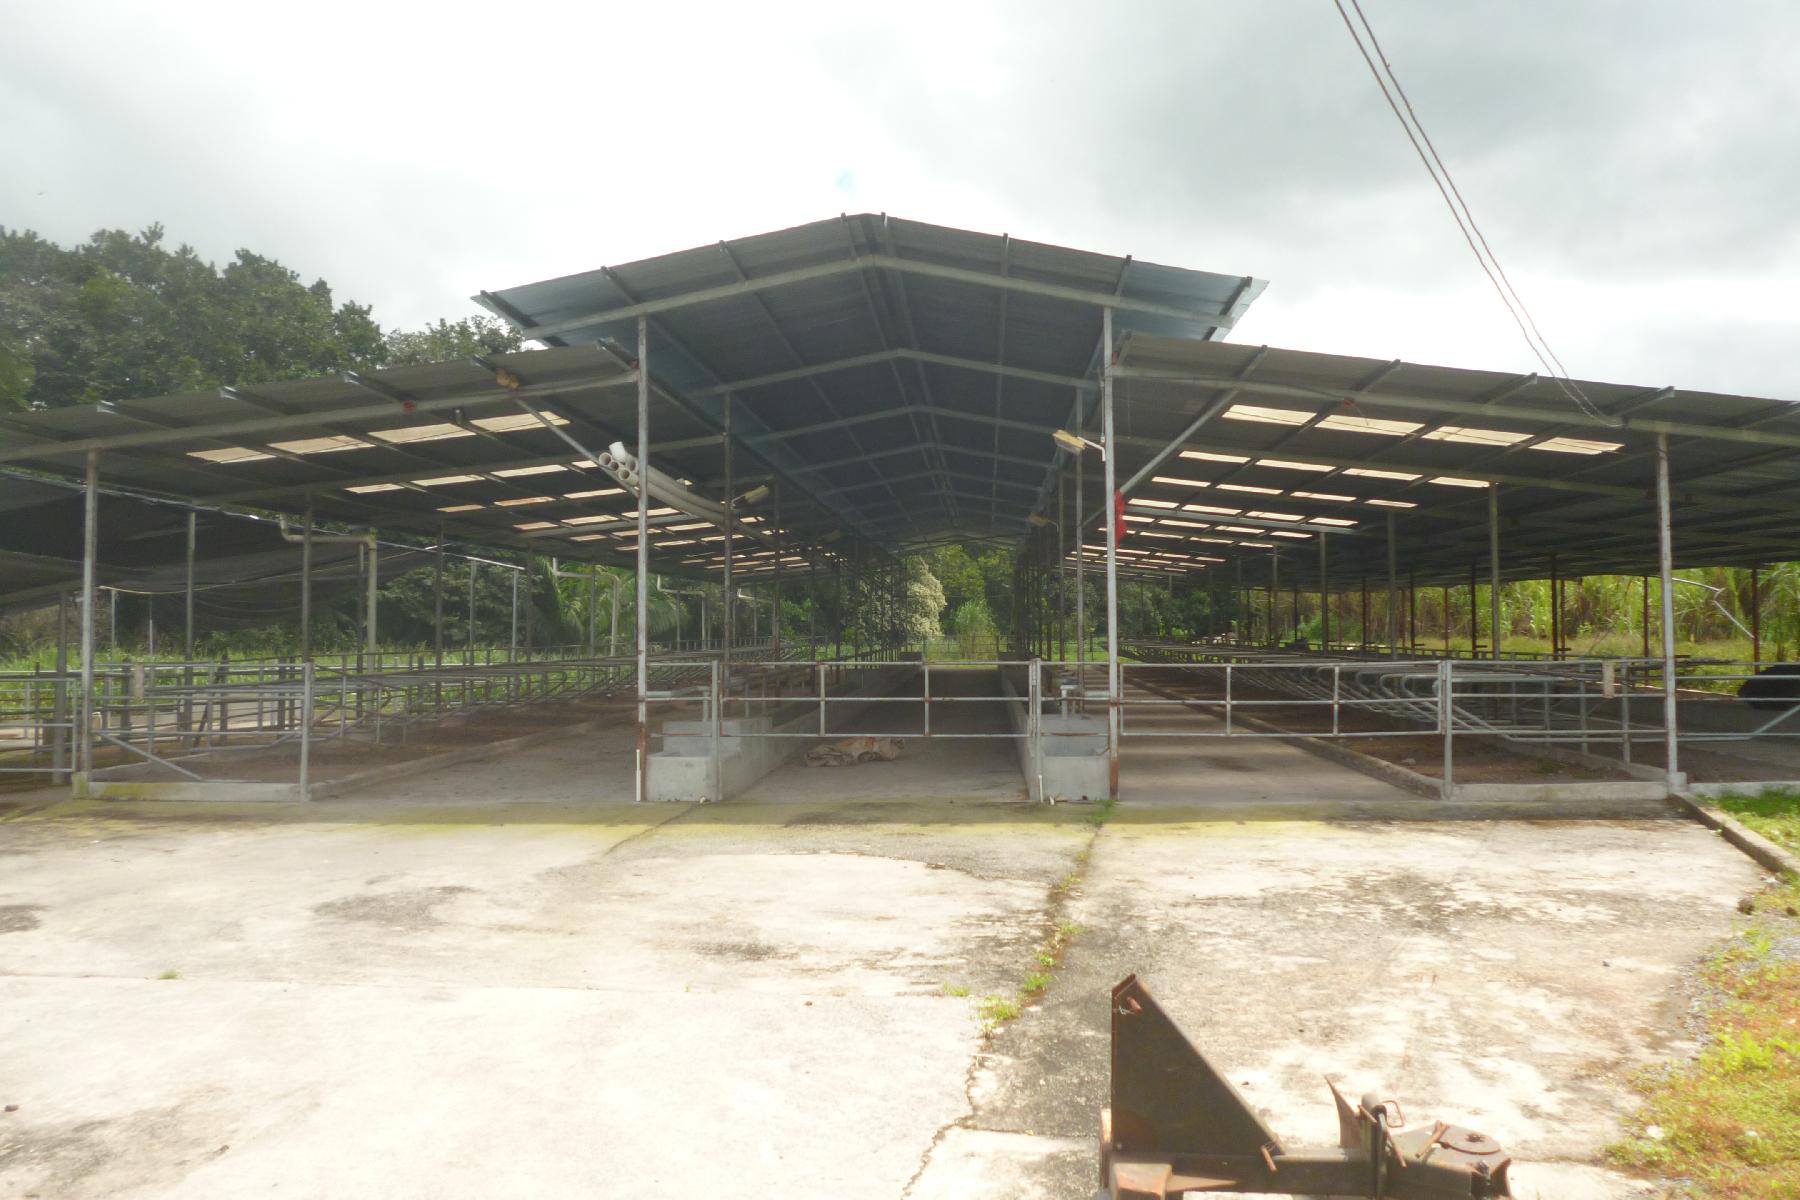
top-left (1611, 877), bottom-right (1800, 1197)
top-left (1718, 789), bottom-right (1800, 854)
top-left (0, 224), bottom-right (521, 412)
top-left (1020, 971), bottom-right (1051, 995)
top-left (976, 993), bottom-right (1021, 1029)
top-left (157, 969), bottom-right (180, 980)
top-left (940, 982), bottom-right (971, 997)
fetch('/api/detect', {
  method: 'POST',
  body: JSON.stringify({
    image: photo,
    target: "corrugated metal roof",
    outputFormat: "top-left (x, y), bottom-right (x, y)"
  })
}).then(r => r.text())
top-left (1102, 337), bottom-right (1800, 586)
top-left (5, 213), bottom-right (1797, 597)
top-left (476, 213), bottom-right (1263, 553)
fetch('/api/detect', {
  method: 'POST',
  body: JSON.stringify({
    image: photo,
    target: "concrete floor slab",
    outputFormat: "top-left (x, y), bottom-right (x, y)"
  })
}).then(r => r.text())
top-left (0, 718), bottom-right (1768, 1199)
top-left (923, 809), bottom-right (1762, 1199)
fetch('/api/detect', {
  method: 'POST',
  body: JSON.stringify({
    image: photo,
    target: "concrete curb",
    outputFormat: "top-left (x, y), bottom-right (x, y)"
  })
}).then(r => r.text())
top-left (1668, 792), bottom-right (1800, 878)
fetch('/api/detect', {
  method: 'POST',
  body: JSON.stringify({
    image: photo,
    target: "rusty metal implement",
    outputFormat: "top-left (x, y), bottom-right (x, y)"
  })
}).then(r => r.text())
top-left (1100, 975), bottom-right (1514, 1198)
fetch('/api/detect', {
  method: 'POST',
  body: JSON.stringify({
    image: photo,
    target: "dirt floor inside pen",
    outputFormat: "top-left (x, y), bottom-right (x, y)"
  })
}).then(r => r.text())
top-left (0, 712), bottom-right (1769, 1200)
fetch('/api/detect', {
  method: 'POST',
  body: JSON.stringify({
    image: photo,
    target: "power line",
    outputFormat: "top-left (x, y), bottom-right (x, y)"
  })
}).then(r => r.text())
top-left (1330, 0), bottom-right (1618, 425)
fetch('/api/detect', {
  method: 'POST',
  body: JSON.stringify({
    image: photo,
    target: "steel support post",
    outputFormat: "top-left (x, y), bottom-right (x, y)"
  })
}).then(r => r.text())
top-left (467, 561), bottom-right (477, 664)
top-left (1408, 572), bottom-right (1416, 653)
top-left (1360, 577), bottom-right (1369, 653)
top-left (1385, 512), bottom-right (1398, 659)
top-left (1488, 485), bottom-right (1502, 660)
top-left (299, 660), bottom-right (313, 798)
top-left (1655, 434), bottom-right (1682, 788)
top-left (1029, 657), bottom-right (1044, 802)
top-left (184, 508), bottom-right (197, 737)
top-left (710, 659), bottom-right (723, 803)
top-left (365, 535), bottom-right (378, 657)
top-left (1234, 556), bottom-right (1243, 643)
top-left (1101, 309), bottom-right (1121, 800)
top-left (1468, 563), bottom-right (1479, 657)
top-left (1316, 531), bottom-right (1329, 650)
top-left (1549, 555), bottom-right (1561, 659)
top-left (523, 550), bottom-right (534, 655)
top-left (587, 567), bottom-right (598, 657)
top-left (1269, 548), bottom-right (1280, 647)
top-left (509, 571), bottom-right (519, 660)
top-left (1057, 469), bottom-right (1068, 662)
top-left (772, 482), bottom-right (782, 658)
top-left (433, 530), bottom-right (445, 669)
top-left (723, 397), bottom-right (735, 685)
top-left (1751, 565), bottom-right (1762, 664)
top-left (1438, 657), bottom-right (1454, 801)
top-left (77, 451), bottom-right (97, 783)
top-left (52, 595), bottom-right (68, 782)
top-left (300, 501), bottom-right (313, 660)
top-left (184, 510), bottom-right (196, 660)
top-left (635, 316), bottom-right (651, 804)
top-left (1075, 392), bottom-right (1087, 680)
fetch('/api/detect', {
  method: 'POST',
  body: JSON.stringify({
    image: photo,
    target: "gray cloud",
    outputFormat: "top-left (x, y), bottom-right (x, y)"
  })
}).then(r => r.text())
top-left (2, 0), bottom-right (1795, 399)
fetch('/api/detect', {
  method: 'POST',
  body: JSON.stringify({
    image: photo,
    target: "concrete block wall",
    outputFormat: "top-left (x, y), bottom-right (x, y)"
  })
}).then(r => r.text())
top-left (645, 664), bottom-right (913, 802)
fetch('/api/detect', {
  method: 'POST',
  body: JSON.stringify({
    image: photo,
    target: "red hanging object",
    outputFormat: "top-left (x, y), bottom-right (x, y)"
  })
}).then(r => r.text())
top-left (1114, 489), bottom-right (1128, 542)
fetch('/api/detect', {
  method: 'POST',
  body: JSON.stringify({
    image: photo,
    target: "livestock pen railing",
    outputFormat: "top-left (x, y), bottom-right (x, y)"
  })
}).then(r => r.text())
top-left (639, 654), bottom-right (1071, 802)
top-left (1114, 651), bottom-right (1800, 795)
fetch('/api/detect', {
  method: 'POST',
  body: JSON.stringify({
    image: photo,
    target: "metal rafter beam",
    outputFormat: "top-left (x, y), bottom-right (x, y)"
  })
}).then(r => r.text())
top-left (1110, 369), bottom-right (1800, 452)
top-left (0, 372), bottom-right (636, 465)
top-left (504, 252), bottom-right (1243, 343)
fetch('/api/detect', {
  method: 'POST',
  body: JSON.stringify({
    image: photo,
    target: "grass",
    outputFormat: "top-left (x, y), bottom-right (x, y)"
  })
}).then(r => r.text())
top-left (977, 994), bottom-right (1021, 1029)
top-left (1718, 789), bottom-right (1800, 855)
top-left (969, 804), bottom-right (1114, 1036)
top-left (157, 969), bottom-right (180, 980)
top-left (940, 982), bottom-right (971, 997)
top-left (1609, 876), bottom-right (1800, 1197)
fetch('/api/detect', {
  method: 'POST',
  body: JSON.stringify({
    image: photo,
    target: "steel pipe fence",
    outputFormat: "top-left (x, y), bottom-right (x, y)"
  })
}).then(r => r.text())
top-left (637, 655), bottom-right (1059, 804)
top-left (1117, 652), bottom-right (1800, 794)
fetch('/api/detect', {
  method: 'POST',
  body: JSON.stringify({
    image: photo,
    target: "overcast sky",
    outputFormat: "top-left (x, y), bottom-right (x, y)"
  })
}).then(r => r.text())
top-left (4, 1), bottom-right (1796, 399)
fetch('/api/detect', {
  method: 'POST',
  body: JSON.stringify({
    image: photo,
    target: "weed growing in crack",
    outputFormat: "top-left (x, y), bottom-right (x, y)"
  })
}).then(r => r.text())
top-left (941, 982), bottom-right (971, 997)
top-left (1021, 972), bottom-right (1052, 996)
top-left (978, 994), bottom-right (1022, 1030)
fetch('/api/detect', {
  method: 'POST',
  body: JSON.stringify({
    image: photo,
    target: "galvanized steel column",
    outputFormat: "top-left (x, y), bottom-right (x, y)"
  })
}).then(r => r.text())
top-left (1316, 531), bottom-right (1329, 650)
top-left (1385, 512), bottom-right (1398, 659)
top-left (1487, 485), bottom-right (1501, 660)
top-left (1075, 390), bottom-right (1086, 680)
top-left (1655, 434), bottom-right (1681, 787)
top-left (1101, 308), bottom-right (1121, 800)
top-left (1269, 547), bottom-right (1280, 646)
top-left (77, 451), bottom-right (98, 783)
top-left (300, 500), bottom-right (313, 661)
top-left (433, 526), bottom-right (445, 669)
top-left (636, 316), bottom-right (651, 804)
top-left (772, 481), bottom-right (782, 659)
top-left (723, 397), bottom-right (734, 679)
top-left (184, 510), bottom-right (196, 661)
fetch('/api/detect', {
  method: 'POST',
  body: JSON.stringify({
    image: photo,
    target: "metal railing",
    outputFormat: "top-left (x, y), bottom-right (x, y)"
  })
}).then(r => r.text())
top-left (640, 653), bottom-right (1056, 802)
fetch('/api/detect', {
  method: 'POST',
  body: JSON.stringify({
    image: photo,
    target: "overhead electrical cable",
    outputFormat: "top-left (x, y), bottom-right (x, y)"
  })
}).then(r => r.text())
top-left (1330, 0), bottom-right (1618, 425)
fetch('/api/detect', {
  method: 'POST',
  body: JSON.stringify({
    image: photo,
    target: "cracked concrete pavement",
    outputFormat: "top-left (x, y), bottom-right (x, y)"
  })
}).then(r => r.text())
top-left (0, 721), bottom-right (1767, 1199)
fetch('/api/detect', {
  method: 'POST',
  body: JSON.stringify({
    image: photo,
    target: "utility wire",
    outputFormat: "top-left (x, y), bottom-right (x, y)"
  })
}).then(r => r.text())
top-left (1330, 0), bottom-right (1618, 425)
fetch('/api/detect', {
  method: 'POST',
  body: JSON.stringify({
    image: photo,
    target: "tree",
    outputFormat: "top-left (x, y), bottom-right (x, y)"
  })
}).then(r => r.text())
top-left (0, 224), bottom-right (514, 411)
top-left (839, 558), bottom-right (945, 648)
top-left (383, 316), bottom-right (523, 367)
